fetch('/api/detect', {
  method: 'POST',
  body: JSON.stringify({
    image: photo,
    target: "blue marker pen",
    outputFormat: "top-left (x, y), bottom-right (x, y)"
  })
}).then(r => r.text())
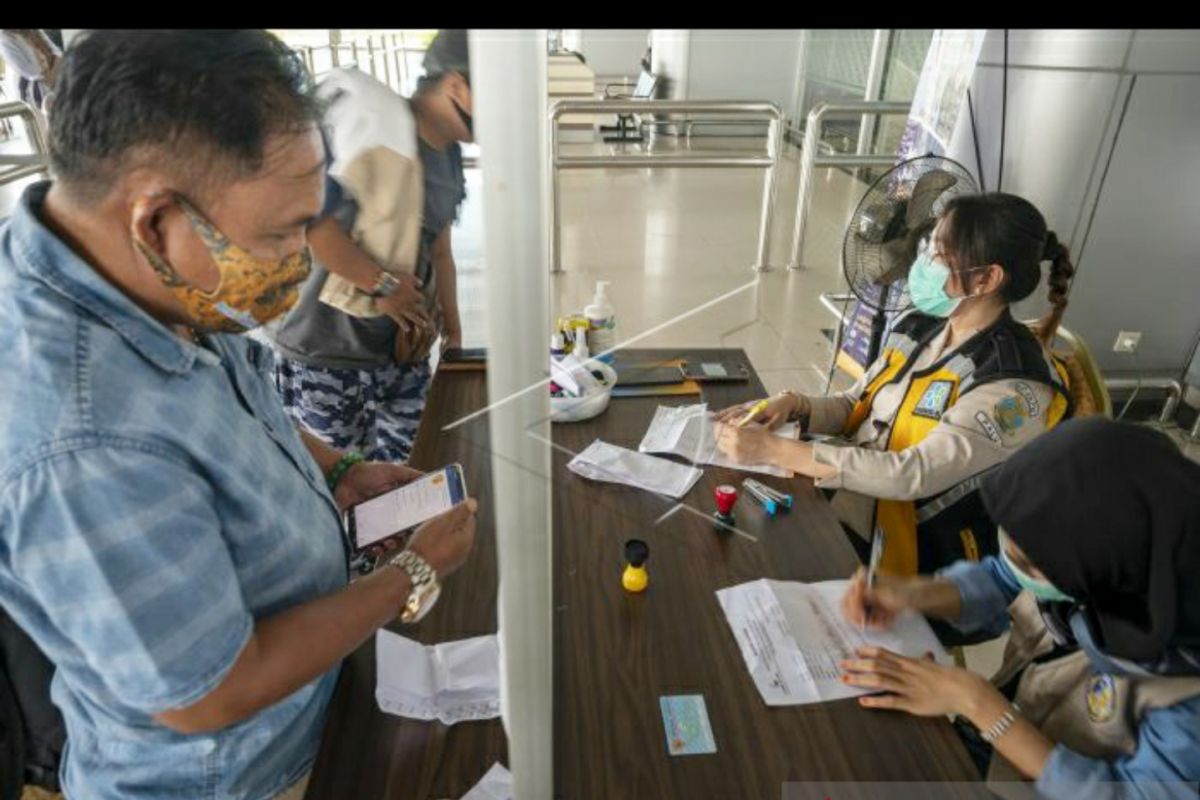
top-left (743, 481), bottom-right (778, 516)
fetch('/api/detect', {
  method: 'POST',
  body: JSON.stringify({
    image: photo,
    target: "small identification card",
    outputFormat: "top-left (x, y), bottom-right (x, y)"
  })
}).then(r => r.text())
top-left (660, 695), bottom-right (717, 756)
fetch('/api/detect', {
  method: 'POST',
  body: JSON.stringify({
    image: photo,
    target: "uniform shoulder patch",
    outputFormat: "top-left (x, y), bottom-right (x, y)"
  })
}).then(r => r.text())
top-left (913, 380), bottom-right (954, 420)
top-left (1086, 674), bottom-right (1117, 723)
top-left (993, 394), bottom-right (1030, 436)
top-left (975, 411), bottom-right (1003, 444)
top-left (1013, 381), bottom-right (1042, 418)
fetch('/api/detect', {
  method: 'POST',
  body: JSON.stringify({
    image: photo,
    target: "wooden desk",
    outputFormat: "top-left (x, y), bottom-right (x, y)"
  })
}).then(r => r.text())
top-left (307, 349), bottom-right (979, 799)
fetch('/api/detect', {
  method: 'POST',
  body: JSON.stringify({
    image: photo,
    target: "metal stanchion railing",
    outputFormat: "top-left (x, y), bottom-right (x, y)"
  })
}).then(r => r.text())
top-left (549, 99), bottom-right (783, 274)
top-left (0, 102), bottom-right (49, 187)
top-left (787, 100), bottom-right (912, 271)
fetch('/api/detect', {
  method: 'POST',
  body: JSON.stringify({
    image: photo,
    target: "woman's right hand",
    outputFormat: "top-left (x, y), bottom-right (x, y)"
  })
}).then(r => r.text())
top-left (713, 392), bottom-right (804, 431)
top-left (840, 567), bottom-right (925, 630)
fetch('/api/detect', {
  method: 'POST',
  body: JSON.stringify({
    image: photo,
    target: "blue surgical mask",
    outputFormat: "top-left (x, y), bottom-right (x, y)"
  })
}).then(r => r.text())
top-left (999, 531), bottom-right (1074, 604)
top-left (908, 252), bottom-right (961, 318)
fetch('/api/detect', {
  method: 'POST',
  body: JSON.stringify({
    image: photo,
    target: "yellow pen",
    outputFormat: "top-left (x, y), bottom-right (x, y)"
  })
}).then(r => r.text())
top-left (737, 399), bottom-right (770, 428)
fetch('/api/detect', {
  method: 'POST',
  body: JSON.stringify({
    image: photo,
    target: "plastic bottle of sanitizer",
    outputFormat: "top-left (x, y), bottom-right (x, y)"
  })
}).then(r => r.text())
top-left (584, 281), bottom-right (617, 362)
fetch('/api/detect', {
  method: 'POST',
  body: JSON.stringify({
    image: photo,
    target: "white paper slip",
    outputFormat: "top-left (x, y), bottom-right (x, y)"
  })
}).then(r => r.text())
top-left (638, 403), bottom-right (798, 478)
top-left (460, 762), bottom-right (513, 800)
top-left (375, 630), bottom-right (501, 725)
top-left (567, 439), bottom-right (703, 499)
top-left (715, 578), bottom-right (950, 706)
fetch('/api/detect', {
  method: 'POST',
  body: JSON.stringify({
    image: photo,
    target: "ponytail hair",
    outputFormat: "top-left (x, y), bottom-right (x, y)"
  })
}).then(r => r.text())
top-left (1035, 231), bottom-right (1075, 346)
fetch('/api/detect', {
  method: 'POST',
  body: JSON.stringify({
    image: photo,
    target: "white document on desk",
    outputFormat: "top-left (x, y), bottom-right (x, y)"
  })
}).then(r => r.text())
top-left (375, 630), bottom-right (501, 725)
top-left (638, 403), bottom-right (798, 478)
top-left (460, 762), bottom-right (513, 800)
top-left (567, 439), bottom-right (703, 499)
top-left (715, 578), bottom-right (950, 706)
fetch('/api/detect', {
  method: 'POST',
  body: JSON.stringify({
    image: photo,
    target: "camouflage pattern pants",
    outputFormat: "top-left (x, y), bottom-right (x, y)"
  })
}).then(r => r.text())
top-left (273, 357), bottom-right (432, 463)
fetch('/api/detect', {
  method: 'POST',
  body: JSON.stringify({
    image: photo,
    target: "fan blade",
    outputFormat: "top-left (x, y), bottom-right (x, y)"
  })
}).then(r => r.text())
top-left (878, 239), bottom-right (917, 284)
top-left (878, 219), bottom-right (937, 284)
top-left (906, 169), bottom-right (959, 228)
top-left (855, 199), bottom-right (907, 245)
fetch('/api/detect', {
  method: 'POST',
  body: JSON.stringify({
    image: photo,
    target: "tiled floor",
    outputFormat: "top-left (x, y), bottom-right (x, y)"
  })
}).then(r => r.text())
top-left (453, 135), bottom-right (867, 401)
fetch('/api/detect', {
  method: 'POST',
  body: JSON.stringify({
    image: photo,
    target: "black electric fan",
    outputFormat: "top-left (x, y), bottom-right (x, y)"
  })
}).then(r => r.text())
top-left (840, 154), bottom-right (979, 360)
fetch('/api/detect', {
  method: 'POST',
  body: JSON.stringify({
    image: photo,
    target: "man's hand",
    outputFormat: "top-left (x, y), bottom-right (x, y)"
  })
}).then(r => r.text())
top-left (375, 274), bottom-right (432, 333)
top-left (334, 461), bottom-right (424, 511)
top-left (406, 499), bottom-right (478, 579)
top-left (441, 327), bottom-right (463, 356)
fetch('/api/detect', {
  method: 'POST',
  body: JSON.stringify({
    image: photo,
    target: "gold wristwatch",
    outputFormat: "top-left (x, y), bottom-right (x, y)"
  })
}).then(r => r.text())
top-left (387, 549), bottom-right (441, 623)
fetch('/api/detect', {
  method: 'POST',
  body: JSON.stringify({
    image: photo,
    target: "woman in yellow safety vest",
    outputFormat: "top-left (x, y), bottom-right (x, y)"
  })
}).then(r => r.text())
top-left (717, 192), bottom-right (1074, 576)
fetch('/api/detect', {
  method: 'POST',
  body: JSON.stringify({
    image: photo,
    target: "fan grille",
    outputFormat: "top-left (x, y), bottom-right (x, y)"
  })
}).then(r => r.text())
top-left (842, 155), bottom-right (979, 314)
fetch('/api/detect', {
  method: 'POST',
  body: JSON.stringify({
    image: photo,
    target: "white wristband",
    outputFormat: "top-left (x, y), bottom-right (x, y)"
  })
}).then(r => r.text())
top-left (980, 707), bottom-right (1018, 744)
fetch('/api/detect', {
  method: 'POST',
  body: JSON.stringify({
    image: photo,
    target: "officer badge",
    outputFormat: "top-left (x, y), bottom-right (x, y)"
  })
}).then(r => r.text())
top-left (914, 381), bottom-right (954, 419)
top-left (994, 394), bottom-right (1029, 436)
top-left (1086, 674), bottom-right (1117, 723)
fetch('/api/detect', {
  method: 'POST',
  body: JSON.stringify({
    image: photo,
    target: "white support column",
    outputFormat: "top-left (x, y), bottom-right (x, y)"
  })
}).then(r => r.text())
top-left (468, 29), bottom-right (554, 800)
top-left (857, 29), bottom-right (891, 156)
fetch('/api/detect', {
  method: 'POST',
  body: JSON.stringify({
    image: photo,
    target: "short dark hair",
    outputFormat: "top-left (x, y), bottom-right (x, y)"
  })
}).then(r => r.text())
top-left (49, 30), bottom-right (321, 203)
top-left (416, 29), bottom-right (470, 95)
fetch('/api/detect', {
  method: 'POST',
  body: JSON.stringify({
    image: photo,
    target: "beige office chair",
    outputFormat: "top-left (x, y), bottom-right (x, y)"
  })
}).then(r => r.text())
top-left (1023, 321), bottom-right (1112, 419)
top-left (1051, 325), bottom-right (1113, 418)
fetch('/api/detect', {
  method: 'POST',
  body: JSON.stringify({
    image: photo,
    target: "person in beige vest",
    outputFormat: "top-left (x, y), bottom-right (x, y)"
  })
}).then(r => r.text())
top-left (269, 30), bottom-right (472, 463)
top-left (838, 418), bottom-right (1200, 797)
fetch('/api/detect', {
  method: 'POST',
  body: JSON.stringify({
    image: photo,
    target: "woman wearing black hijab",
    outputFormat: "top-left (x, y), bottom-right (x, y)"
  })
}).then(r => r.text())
top-left (838, 417), bottom-right (1200, 795)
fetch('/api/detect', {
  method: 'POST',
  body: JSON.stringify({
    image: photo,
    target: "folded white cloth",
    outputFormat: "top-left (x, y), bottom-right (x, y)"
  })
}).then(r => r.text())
top-left (375, 631), bottom-right (501, 725)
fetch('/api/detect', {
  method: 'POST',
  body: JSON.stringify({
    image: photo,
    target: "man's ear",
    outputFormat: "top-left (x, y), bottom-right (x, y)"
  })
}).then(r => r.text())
top-left (128, 188), bottom-right (178, 256)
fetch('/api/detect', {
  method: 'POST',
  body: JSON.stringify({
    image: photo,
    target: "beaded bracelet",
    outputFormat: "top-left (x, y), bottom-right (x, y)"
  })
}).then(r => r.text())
top-left (326, 451), bottom-right (365, 491)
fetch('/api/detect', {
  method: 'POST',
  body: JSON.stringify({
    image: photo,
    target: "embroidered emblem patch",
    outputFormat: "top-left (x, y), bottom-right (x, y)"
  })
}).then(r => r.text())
top-left (1013, 382), bottom-right (1041, 417)
top-left (994, 395), bottom-right (1030, 436)
top-left (1086, 674), bottom-right (1117, 723)
top-left (914, 380), bottom-right (954, 420)
top-left (975, 411), bottom-right (1002, 443)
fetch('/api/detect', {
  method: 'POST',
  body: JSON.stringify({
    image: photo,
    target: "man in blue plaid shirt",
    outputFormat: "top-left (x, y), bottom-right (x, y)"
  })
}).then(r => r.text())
top-left (0, 30), bottom-right (476, 800)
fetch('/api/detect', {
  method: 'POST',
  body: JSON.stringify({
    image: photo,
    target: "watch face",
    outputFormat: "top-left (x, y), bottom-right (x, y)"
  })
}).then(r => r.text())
top-left (404, 581), bottom-right (441, 624)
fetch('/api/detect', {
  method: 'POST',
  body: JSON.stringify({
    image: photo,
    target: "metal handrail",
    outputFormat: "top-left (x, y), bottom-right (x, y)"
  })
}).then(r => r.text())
top-left (549, 99), bottom-right (784, 273)
top-left (0, 101), bottom-right (49, 188)
top-left (1105, 377), bottom-right (1183, 426)
top-left (297, 34), bottom-right (427, 95)
top-left (787, 100), bottom-right (913, 271)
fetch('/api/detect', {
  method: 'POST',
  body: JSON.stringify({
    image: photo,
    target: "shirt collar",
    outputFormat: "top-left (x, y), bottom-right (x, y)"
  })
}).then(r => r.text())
top-left (10, 181), bottom-right (202, 374)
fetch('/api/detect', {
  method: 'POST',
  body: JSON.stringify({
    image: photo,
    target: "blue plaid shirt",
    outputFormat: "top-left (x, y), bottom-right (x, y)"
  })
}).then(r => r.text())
top-left (0, 183), bottom-right (348, 800)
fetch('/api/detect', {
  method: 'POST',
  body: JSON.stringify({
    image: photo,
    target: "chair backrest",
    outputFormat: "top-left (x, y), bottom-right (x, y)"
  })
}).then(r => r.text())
top-left (1023, 320), bottom-right (1112, 418)
top-left (1053, 324), bottom-right (1112, 417)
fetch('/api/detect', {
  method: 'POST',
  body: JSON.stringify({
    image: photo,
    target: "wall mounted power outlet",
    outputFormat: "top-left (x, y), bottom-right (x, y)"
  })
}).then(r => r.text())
top-left (1113, 331), bottom-right (1142, 353)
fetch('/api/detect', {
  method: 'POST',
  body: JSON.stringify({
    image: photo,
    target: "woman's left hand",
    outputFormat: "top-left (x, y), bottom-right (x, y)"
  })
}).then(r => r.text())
top-left (840, 646), bottom-right (999, 718)
top-left (714, 422), bottom-right (781, 466)
top-left (334, 461), bottom-right (425, 510)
